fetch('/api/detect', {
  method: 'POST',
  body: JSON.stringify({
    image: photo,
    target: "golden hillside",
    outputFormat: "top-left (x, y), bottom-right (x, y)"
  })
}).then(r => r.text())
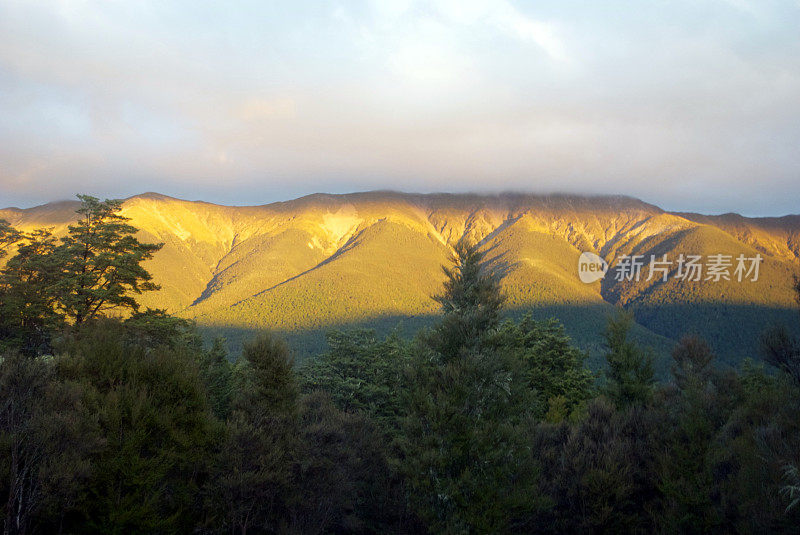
top-left (3, 191), bottom-right (798, 363)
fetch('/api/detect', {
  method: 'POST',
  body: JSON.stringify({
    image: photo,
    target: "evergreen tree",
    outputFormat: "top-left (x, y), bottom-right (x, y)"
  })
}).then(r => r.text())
top-left (536, 398), bottom-right (662, 533)
top-left (54, 320), bottom-right (221, 534)
top-left (122, 308), bottom-right (200, 350)
top-left (671, 335), bottom-right (715, 392)
top-left (755, 275), bottom-right (800, 524)
top-left (0, 352), bottom-right (57, 535)
top-left (492, 316), bottom-right (594, 421)
top-left (425, 239), bottom-right (505, 362)
top-left (402, 239), bottom-right (543, 533)
top-left (198, 338), bottom-right (233, 421)
top-left (0, 219), bottom-right (21, 259)
top-left (656, 336), bottom-right (726, 533)
top-left (55, 195), bottom-right (163, 324)
top-left (0, 230), bottom-right (63, 354)
top-left (602, 310), bottom-right (655, 408)
top-left (299, 329), bottom-right (409, 437)
top-left (761, 276), bottom-right (800, 386)
top-left (291, 391), bottom-right (410, 534)
top-left (713, 360), bottom-right (800, 531)
top-left (0, 197), bottom-right (164, 354)
top-left (0, 352), bottom-right (99, 535)
top-left (220, 334), bottom-right (299, 534)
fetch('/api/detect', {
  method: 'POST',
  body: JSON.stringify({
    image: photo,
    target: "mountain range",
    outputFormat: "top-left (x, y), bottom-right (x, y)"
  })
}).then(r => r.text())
top-left (2, 191), bottom-right (799, 370)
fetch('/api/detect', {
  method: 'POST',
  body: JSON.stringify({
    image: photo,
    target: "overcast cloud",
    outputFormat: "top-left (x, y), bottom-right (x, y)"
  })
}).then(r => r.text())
top-left (1, 0), bottom-right (799, 215)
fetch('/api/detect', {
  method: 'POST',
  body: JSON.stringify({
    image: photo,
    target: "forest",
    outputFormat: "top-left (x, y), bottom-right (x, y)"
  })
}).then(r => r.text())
top-left (1, 196), bottom-right (799, 534)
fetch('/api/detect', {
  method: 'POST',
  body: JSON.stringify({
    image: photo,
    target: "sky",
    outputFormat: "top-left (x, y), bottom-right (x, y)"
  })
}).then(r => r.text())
top-left (1, 0), bottom-right (799, 215)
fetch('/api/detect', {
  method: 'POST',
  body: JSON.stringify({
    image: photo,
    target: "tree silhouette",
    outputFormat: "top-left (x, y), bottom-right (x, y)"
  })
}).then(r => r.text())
top-left (56, 195), bottom-right (163, 324)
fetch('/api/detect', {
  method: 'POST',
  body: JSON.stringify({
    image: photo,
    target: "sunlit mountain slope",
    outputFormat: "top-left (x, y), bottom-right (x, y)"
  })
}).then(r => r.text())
top-left (2, 191), bottom-right (798, 365)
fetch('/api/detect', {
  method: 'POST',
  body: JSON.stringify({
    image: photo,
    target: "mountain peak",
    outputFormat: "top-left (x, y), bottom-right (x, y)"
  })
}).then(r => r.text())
top-left (131, 192), bottom-right (176, 201)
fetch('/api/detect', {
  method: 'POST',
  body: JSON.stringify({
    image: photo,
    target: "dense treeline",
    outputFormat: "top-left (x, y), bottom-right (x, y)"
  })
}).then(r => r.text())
top-left (1, 197), bottom-right (799, 533)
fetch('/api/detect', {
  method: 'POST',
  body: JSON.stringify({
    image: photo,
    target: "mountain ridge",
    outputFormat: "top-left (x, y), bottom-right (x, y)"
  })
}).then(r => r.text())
top-left (12, 189), bottom-right (790, 216)
top-left (2, 191), bottom-right (799, 365)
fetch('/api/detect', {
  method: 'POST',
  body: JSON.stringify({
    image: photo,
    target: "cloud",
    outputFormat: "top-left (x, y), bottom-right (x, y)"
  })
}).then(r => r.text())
top-left (362, 0), bottom-right (569, 62)
top-left (431, 0), bottom-right (569, 62)
top-left (234, 98), bottom-right (297, 122)
top-left (0, 0), bottom-right (799, 215)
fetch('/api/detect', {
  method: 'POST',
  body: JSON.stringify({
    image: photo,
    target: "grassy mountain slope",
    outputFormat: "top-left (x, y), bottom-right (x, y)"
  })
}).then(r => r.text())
top-left (2, 191), bottom-right (798, 368)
